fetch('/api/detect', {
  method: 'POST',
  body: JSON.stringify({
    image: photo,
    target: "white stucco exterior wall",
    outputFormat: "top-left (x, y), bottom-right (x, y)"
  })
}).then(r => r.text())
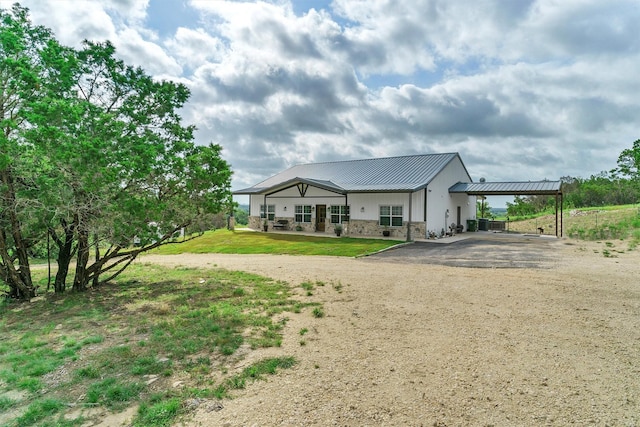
top-left (425, 157), bottom-right (475, 235)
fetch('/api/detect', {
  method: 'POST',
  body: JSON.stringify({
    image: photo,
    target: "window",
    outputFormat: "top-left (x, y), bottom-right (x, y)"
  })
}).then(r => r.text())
top-left (379, 205), bottom-right (403, 226)
top-left (260, 204), bottom-right (275, 220)
top-left (330, 205), bottom-right (350, 223)
top-left (295, 205), bottom-right (312, 223)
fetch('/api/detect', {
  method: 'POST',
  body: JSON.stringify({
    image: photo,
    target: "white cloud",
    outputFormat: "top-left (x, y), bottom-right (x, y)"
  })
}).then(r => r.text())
top-left (4, 0), bottom-right (640, 196)
top-left (165, 27), bottom-right (225, 69)
top-left (116, 27), bottom-right (182, 76)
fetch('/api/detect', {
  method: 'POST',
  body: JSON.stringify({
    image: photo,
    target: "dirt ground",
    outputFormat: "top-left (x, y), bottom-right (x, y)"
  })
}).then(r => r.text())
top-left (137, 236), bottom-right (640, 427)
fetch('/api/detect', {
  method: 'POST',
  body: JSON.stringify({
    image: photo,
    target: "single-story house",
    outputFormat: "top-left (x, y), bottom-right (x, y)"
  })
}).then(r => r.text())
top-left (234, 152), bottom-right (477, 240)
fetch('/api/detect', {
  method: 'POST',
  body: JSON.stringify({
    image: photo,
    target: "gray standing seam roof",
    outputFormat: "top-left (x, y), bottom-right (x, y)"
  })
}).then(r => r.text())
top-left (234, 153), bottom-right (467, 194)
top-left (449, 181), bottom-right (561, 195)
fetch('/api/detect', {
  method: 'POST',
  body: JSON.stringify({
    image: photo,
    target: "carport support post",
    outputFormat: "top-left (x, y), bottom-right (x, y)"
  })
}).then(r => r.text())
top-left (555, 193), bottom-right (559, 237)
top-left (560, 192), bottom-right (563, 237)
top-left (407, 192), bottom-right (412, 242)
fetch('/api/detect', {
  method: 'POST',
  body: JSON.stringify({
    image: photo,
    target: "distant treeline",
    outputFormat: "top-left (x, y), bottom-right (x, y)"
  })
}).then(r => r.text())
top-left (561, 175), bottom-right (639, 208)
top-left (506, 175), bottom-right (640, 217)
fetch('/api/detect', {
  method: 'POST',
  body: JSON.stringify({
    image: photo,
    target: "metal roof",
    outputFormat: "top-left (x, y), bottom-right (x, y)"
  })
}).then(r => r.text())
top-left (234, 153), bottom-right (469, 194)
top-left (449, 181), bottom-right (562, 195)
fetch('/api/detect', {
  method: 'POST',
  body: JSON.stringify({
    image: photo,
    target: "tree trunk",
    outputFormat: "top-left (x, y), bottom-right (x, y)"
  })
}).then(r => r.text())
top-left (92, 233), bottom-right (100, 288)
top-left (50, 221), bottom-right (76, 293)
top-left (0, 230), bottom-right (35, 299)
top-left (0, 169), bottom-right (35, 299)
top-left (72, 224), bottom-right (90, 292)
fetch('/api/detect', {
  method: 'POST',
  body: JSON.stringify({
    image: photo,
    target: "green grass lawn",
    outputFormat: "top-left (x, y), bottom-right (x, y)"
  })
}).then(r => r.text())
top-left (150, 229), bottom-right (402, 257)
top-left (0, 264), bottom-right (323, 427)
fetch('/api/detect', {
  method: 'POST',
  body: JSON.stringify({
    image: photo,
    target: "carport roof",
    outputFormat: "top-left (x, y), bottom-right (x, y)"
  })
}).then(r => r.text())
top-left (449, 181), bottom-right (561, 196)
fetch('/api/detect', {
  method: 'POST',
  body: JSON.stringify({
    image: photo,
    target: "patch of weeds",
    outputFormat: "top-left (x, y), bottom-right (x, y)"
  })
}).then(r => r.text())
top-left (18, 377), bottom-right (43, 393)
top-left (81, 335), bottom-right (104, 346)
top-left (300, 281), bottom-right (314, 293)
top-left (0, 395), bottom-right (14, 412)
top-left (0, 369), bottom-right (18, 386)
top-left (605, 241), bottom-right (614, 248)
top-left (131, 356), bottom-right (172, 376)
top-left (19, 352), bottom-right (61, 377)
top-left (214, 328), bottom-right (244, 355)
top-left (221, 357), bottom-right (296, 395)
top-left (62, 337), bottom-right (80, 350)
top-left (134, 397), bottom-right (181, 427)
top-left (249, 328), bottom-right (282, 349)
top-left (226, 376), bottom-right (246, 390)
top-left (13, 398), bottom-right (65, 427)
top-left (315, 281), bottom-right (325, 287)
top-left (312, 307), bottom-right (325, 318)
top-left (299, 328), bottom-right (308, 336)
top-left (333, 282), bottom-right (343, 293)
top-left (75, 364), bottom-right (101, 379)
top-left (602, 249), bottom-right (613, 258)
top-left (299, 340), bottom-right (306, 346)
top-left (37, 418), bottom-right (85, 427)
top-left (19, 335), bottom-right (48, 351)
top-left (86, 378), bottom-right (144, 409)
top-left (184, 357), bottom-right (211, 375)
top-left (211, 384), bottom-right (228, 400)
top-left (105, 345), bottom-right (134, 359)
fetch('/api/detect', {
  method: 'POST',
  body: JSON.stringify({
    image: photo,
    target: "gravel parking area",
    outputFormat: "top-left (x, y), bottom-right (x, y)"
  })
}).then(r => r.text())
top-left (369, 232), bottom-right (562, 268)
top-left (137, 236), bottom-right (639, 426)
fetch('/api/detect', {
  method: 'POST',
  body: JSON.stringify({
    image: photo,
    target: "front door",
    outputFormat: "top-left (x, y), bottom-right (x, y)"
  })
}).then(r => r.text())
top-left (316, 205), bottom-right (326, 232)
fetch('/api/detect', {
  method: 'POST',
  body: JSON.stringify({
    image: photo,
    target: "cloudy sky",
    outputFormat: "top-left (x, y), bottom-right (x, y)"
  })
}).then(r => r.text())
top-left (5, 0), bottom-right (639, 205)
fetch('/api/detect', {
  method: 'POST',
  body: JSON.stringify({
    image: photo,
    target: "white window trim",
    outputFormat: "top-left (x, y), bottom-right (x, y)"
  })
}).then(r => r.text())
top-left (330, 205), bottom-right (350, 224)
top-left (379, 205), bottom-right (403, 227)
top-left (260, 204), bottom-right (275, 220)
top-left (295, 205), bottom-right (312, 223)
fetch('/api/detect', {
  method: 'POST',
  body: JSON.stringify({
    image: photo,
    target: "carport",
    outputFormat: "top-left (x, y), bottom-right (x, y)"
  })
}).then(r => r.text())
top-left (449, 181), bottom-right (564, 237)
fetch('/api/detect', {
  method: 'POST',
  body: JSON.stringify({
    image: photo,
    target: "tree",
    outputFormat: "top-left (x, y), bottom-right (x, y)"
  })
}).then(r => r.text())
top-left (0, 4), bottom-right (72, 298)
top-left (476, 198), bottom-right (492, 219)
top-left (0, 6), bottom-right (233, 299)
top-left (506, 196), bottom-right (536, 217)
top-left (614, 139), bottom-right (640, 204)
top-left (615, 139), bottom-right (640, 180)
top-left (234, 207), bottom-right (249, 226)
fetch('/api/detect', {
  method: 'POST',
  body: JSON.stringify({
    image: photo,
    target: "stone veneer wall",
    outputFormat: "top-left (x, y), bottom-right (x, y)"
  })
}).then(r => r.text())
top-left (249, 216), bottom-right (263, 230)
top-left (341, 220), bottom-right (426, 240)
top-left (248, 216), bottom-right (426, 240)
top-left (248, 216), bottom-right (315, 232)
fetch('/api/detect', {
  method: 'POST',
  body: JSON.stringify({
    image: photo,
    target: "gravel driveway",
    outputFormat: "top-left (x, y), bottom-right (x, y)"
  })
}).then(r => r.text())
top-left (136, 237), bottom-right (639, 427)
top-left (368, 232), bottom-right (561, 268)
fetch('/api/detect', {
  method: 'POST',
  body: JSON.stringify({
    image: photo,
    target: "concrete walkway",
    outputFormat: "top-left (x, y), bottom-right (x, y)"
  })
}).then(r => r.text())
top-left (241, 226), bottom-right (556, 244)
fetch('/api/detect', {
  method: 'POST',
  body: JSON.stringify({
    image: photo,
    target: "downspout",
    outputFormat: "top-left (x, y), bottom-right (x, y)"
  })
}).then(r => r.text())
top-left (345, 193), bottom-right (348, 235)
top-left (263, 194), bottom-right (267, 224)
top-left (407, 192), bottom-right (413, 242)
